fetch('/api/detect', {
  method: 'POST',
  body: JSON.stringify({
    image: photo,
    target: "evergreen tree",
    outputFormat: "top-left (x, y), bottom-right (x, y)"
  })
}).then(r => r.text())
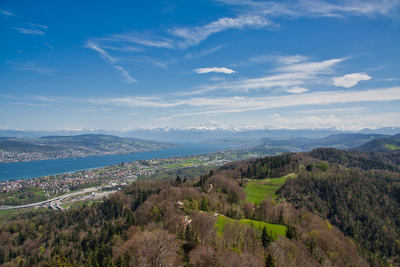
top-left (116, 255), bottom-right (126, 267)
top-left (176, 175), bottom-right (182, 185)
top-left (265, 253), bottom-right (276, 267)
top-left (201, 196), bottom-right (209, 211)
top-left (262, 226), bottom-right (273, 247)
top-left (285, 225), bottom-right (298, 240)
top-left (278, 209), bottom-right (284, 224)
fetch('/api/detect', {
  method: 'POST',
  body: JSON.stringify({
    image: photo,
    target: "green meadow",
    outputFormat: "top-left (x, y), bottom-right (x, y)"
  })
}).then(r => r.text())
top-left (244, 173), bottom-right (297, 203)
top-left (165, 158), bottom-right (205, 169)
top-left (385, 144), bottom-right (400, 150)
top-left (215, 215), bottom-right (287, 236)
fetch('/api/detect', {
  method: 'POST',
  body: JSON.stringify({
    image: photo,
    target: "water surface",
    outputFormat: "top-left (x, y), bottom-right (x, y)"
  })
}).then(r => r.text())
top-left (0, 141), bottom-right (232, 181)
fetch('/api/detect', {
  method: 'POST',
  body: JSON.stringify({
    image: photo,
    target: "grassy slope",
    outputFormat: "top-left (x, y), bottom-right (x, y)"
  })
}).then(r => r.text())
top-left (244, 174), bottom-right (297, 203)
top-left (216, 215), bottom-right (287, 236)
top-left (385, 144), bottom-right (400, 150)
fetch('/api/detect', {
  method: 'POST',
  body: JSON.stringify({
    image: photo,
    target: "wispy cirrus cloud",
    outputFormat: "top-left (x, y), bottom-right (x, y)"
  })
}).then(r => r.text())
top-left (194, 67), bottom-right (236, 74)
top-left (105, 33), bottom-right (174, 49)
top-left (80, 87), bottom-right (400, 111)
top-left (8, 61), bottom-right (55, 75)
top-left (113, 66), bottom-right (137, 83)
top-left (27, 23), bottom-right (47, 29)
top-left (86, 42), bottom-right (137, 83)
top-left (31, 96), bottom-right (61, 102)
top-left (9, 103), bottom-right (49, 107)
top-left (169, 15), bottom-right (272, 48)
top-left (86, 42), bottom-right (117, 63)
top-left (250, 54), bottom-right (310, 65)
top-left (12, 22), bottom-right (48, 35)
top-left (0, 9), bottom-right (15, 16)
top-left (217, 0), bottom-right (400, 18)
top-left (333, 72), bottom-right (372, 88)
top-left (185, 45), bottom-right (225, 59)
top-left (125, 56), bottom-right (170, 69)
top-left (274, 58), bottom-right (345, 74)
top-left (89, 15), bottom-right (271, 53)
top-left (12, 27), bottom-right (45, 35)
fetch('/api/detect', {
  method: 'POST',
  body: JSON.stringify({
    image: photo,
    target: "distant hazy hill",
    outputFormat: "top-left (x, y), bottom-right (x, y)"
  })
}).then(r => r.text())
top-left (358, 127), bottom-right (400, 135)
top-left (250, 133), bottom-right (386, 154)
top-left (0, 134), bottom-right (179, 163)
top-left (0, 137), bottom-right (59, 153)
top-left (37, 134), bottom-right (156, 151)
top-left (1, 126), bottom-right (398, 141)
top-left (353, 133), bottom-right (400, 153)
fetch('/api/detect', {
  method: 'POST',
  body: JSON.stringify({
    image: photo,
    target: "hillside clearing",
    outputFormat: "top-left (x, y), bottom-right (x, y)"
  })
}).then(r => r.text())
top-left (244, 173), bottom-right (297, 204)
top-left (215, 215), bottom-right (287, 236)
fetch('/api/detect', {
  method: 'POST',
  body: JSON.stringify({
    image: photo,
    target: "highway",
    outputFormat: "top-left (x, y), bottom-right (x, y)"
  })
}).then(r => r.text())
top-left (0, 187), bottom-right (98, 211)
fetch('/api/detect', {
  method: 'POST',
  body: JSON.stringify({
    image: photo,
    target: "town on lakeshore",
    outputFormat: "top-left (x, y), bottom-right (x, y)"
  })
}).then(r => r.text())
top-left (0, 150), bottom-right (238, 207)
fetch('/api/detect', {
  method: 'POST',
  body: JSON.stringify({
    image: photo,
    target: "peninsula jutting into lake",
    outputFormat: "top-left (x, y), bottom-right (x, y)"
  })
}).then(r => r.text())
top-left (0, 134), bottom-right (180, 163)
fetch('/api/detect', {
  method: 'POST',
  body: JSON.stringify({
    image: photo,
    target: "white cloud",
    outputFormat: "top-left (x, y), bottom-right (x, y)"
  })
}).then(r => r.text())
top-left (271, 114), bottom-right (280, 119)
top-left (286, 86), bottom-right (309, 93)
top-left (182, 57), bottom-right (346, 95)
top-left (333, 72), bottom-right (372, 88)
top-left (0, 9), bottom-right (15, 16)
top-left (170, 15), bottom-right (272, 48)
top-left (12, 27), bottom-right (45, 35)
top-left (194, 67), bottom-right (236, 74)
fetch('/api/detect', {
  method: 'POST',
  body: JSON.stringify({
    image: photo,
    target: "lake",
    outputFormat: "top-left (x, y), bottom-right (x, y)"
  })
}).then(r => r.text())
top-left (0, 141), bottom-right (233, 181)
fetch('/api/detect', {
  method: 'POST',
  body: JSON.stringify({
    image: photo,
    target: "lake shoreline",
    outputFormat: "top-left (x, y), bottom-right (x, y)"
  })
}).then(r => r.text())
top-left (0, 141), bottom-right (233, 181)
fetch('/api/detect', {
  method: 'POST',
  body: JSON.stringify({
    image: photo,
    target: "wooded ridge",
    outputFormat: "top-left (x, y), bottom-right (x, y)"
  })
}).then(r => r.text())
top-left (1, 147), bottom-right (399, 266)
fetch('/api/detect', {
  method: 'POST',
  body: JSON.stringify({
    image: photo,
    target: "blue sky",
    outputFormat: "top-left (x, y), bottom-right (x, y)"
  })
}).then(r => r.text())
top-left (1, 0), bottom-right (400, 131)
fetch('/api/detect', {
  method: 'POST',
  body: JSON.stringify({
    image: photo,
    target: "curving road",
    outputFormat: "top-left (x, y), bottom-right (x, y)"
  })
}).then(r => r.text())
top-left (0, 187), bottom-right (98, 211)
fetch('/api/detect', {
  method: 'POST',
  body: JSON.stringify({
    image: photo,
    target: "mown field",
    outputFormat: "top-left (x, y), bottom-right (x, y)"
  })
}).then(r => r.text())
top-left (244, 173), bottom-right (297, 203)
top-left (164, 158), bottom-right (206, 169)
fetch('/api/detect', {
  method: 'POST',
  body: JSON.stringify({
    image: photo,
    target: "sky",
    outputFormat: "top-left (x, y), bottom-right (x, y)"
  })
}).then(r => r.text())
top-left (1, 0), bottom-right (400, 131)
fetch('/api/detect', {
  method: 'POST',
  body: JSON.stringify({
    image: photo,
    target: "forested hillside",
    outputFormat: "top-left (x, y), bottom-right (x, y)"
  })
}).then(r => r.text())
top-left (354, 133), bottom-right (400, 153)
top-left (278, 149), bottom-right (400, 265)
top-left (1, 148), bottom-right (400, 266)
